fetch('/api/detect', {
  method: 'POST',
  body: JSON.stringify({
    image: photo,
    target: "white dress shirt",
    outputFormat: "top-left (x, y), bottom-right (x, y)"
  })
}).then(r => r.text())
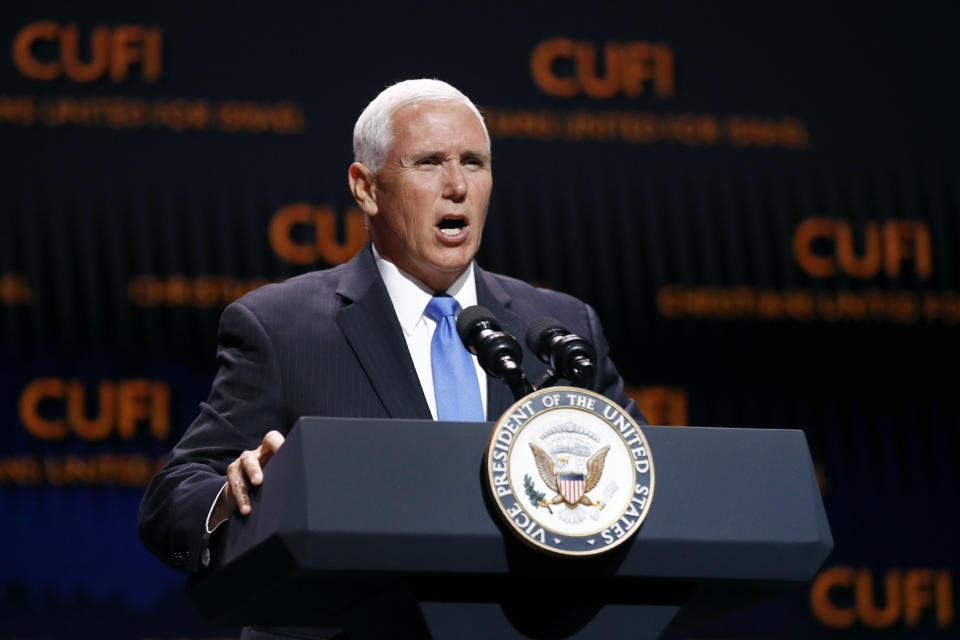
top-left (372, 244), bottom-right (489, 420)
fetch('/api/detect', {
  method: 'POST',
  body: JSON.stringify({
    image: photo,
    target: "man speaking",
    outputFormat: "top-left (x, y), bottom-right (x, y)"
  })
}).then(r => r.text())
top-left (138, 78), bottom-right (644, 586)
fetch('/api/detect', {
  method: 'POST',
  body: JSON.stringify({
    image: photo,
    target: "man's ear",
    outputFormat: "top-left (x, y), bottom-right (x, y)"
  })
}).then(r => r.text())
top-left (348, 163), bottom-right (378, 216)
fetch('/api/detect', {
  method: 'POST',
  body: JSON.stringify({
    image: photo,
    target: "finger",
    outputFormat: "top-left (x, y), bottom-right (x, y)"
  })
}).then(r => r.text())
top-left (226, 459), bottom-right (252, 515)
top-left (259, 430), bottom-right (286, 467)
top-left (241, 450), bottom-right (264, 486)
top-left (220, 480), bottom-right (237, 513)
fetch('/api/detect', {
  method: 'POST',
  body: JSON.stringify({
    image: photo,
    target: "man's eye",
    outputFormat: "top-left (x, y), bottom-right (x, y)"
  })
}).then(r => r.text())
top-left (418, 157), bottom-right (439, 166)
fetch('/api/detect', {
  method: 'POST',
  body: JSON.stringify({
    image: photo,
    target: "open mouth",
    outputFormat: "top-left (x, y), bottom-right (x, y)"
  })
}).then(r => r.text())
top-left (437, 216), bottom-right (467, 237)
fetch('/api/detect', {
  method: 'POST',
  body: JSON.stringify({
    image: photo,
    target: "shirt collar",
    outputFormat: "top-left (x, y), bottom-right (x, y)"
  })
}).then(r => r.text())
top-left (372, 244), bottom-right (478, 337)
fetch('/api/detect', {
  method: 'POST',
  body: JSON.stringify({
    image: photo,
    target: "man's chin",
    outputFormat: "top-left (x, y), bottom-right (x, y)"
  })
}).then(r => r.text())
top-left (439, 253), bottom-right (478, 272)
top-left (418, 253), bottom-right (476, 289)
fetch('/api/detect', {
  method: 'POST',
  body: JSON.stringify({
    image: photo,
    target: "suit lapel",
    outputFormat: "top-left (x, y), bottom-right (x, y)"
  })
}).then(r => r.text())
top-left (335, 245), bottom-right (432, 419)
top-left (475, 266), bottom-right (527, 420)
top-left (335, 251), bottom-right (537, 422)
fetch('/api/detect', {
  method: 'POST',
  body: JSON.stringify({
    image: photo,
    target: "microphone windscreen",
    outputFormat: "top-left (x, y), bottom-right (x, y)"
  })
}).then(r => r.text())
top-left (525, 316), bottom-right (564, 354)
top-left (456, 305), bottom-right (496, 344)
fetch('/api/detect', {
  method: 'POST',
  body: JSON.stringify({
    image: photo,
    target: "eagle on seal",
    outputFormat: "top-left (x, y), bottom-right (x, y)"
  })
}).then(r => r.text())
top-left (529, 443), bottom-right (610, 508)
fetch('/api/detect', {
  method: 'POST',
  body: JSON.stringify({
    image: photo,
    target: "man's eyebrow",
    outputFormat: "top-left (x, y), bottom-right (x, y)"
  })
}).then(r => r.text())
top-left (402, 150), bottom-right (443, 163)
top-left (461, 150), bottom-right (491, 162)
top-left (404, 149), bottom-right (490, 163)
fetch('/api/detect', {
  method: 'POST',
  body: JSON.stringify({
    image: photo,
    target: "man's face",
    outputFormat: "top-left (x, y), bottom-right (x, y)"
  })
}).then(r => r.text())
top-left (363, 101), bottom-right (492, 291)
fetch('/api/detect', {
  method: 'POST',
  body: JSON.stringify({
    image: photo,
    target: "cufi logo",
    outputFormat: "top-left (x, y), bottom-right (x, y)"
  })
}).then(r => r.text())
top-left (794, 217), bottom-right (932, 280)
top-left (19, 378), bottom-right (170, 440)
top-left (12, 21), bottom-right (162, 82)
top-left (531, 38), bottom-right (674, 99)
top-left (269, 203), bottom-right (368, 265)
top-left (811, 566), bottom-right (954, 629)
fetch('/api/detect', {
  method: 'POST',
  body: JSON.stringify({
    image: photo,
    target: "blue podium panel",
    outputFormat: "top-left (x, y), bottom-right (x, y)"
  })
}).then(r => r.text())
top-left (188, 418), bottom-right (831, 637)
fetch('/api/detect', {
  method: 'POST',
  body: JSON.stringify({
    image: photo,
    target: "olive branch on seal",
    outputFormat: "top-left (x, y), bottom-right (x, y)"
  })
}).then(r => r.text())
top-left (523, 474), bottom-right (552, 514)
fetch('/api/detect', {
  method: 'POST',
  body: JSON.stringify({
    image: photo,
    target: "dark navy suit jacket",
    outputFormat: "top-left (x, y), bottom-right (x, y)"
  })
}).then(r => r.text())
top-left (137, 243), bottom-right (644, 573)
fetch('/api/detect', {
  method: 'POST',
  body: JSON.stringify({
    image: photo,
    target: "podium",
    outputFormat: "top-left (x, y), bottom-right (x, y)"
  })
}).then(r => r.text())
top-left (188, 417), bottom-right (832, 638)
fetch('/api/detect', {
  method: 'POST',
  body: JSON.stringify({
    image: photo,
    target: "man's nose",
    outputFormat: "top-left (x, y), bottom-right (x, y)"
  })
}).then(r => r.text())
top-left (442, 164), bottom-right (467, 201)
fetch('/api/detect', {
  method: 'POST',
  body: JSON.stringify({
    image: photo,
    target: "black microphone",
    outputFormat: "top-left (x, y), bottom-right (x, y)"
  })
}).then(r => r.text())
top-left (525, 317), bottom-right (597, 390)
top-left (456, 305), bottom-right (533, 401)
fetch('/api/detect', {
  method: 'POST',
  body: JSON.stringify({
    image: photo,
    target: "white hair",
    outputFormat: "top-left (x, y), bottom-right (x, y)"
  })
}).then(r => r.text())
top-left (353, 79), bottom-right (490, 173)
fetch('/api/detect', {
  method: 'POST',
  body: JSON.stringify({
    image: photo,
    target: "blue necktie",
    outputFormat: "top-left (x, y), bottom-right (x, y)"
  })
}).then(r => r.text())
top-left (425, 295), bottom-right (485, 421)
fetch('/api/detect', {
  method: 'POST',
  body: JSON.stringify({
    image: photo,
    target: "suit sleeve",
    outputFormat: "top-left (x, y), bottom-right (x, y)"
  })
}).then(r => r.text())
top-left (583, 303), bottom-right (649, 426)
top-left (137, 299), bottom-right (287, 572)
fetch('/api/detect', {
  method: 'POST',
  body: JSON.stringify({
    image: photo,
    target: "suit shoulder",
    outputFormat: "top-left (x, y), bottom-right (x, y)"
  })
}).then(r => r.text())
top-left (229, 264), bottom-right (347, 314)
top-left (484, 271), bottom-right (587, 309)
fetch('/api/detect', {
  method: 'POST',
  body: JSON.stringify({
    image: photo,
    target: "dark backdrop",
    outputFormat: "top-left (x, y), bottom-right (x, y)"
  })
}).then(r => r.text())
top-left (1, 1), bottom-right (958, 638)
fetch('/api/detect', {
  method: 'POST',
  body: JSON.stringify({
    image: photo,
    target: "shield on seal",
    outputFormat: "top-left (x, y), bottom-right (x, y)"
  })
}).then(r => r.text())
top-left (558, 472), bottom-right (585, 504)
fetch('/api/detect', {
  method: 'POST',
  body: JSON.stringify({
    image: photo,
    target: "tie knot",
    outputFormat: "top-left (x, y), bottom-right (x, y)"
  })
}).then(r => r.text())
top-left (425, 294), bottom-right (460, 321)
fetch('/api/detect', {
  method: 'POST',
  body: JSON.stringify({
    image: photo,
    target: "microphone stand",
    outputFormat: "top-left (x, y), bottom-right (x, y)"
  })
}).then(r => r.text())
top-left (499, 356), bottom-right (534, 400)
top-left (532, 369), bottom-right (559, 391)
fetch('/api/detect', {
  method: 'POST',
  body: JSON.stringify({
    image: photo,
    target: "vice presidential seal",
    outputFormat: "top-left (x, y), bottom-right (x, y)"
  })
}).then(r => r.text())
top-left (486, 387), bottom-right (654, 556)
